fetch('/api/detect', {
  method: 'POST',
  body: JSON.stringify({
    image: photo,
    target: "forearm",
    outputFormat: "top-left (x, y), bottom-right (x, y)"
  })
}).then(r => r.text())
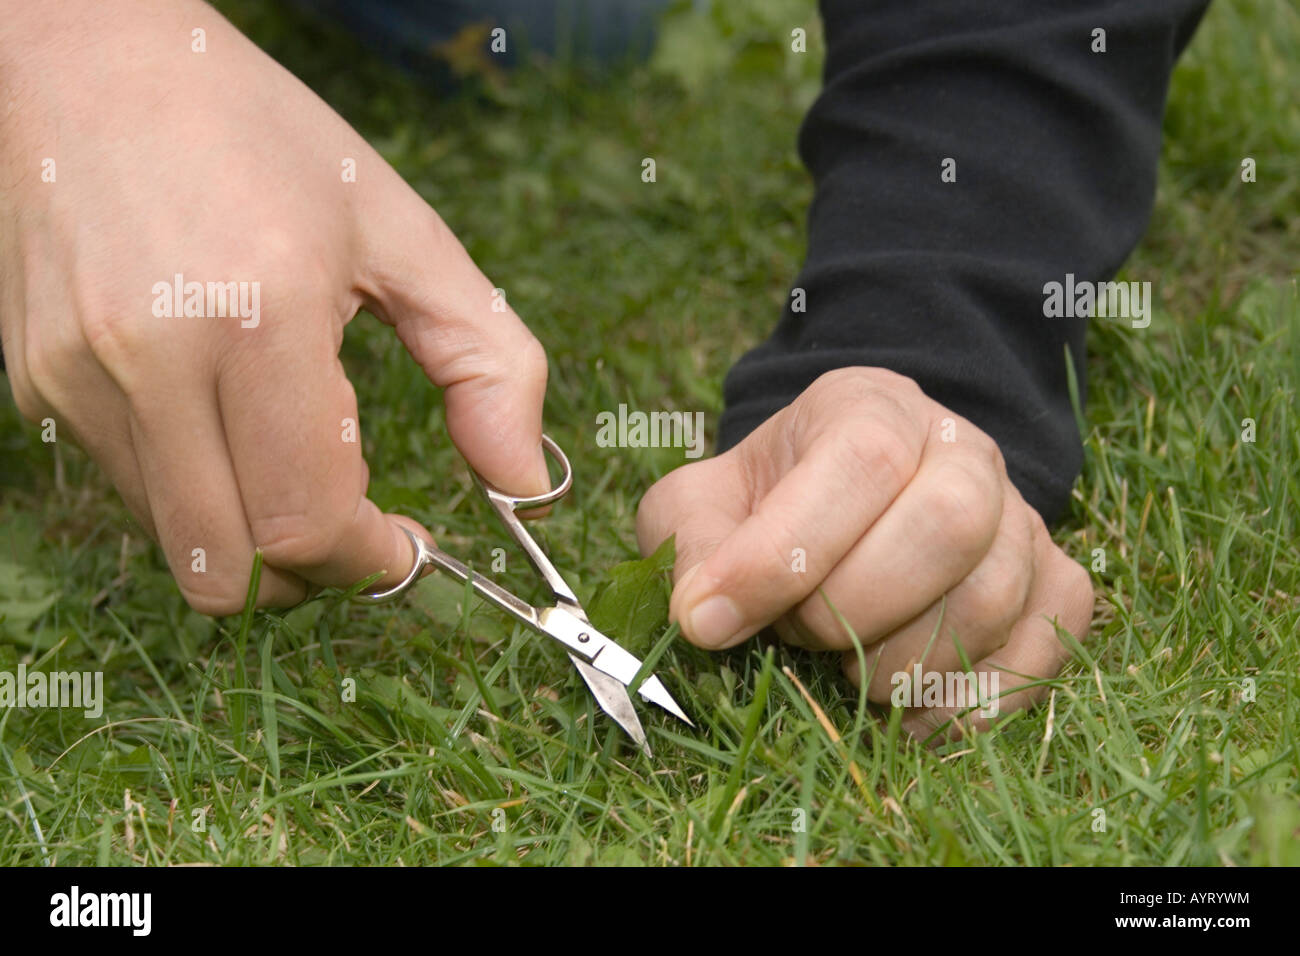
top-left (720, 0), bottom-right (1210, 524)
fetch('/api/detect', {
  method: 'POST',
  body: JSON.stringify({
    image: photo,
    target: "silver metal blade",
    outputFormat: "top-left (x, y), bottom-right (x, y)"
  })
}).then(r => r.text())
top-left (569, 654), bottom-right (651, 756)
top-left (411, 510), bottom-right (690, 746)
top-left (636, 674), bottom-right (695, 727)
top-left (531, 606), bottom-right (693, 734)
top-left (585, 640), bottom-right (694, 726)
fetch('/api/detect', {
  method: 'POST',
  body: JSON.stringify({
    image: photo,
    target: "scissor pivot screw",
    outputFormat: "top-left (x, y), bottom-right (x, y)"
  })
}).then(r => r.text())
top-left (578, 632), bottom-right (590, 643)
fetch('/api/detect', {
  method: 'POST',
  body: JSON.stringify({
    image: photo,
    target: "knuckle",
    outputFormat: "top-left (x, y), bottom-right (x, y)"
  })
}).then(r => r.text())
top-left (418, 205), bottom-right (457, 247)
top-left (6, 370), bottom-right (44, 422)
top-left (871, 385), bottom-right (921, 430)
top-left (965, 426), bottom-right (1004, 470)
top-left (986, 435), bottom-right (1007, 473)
top-left (1024, 501), bottom-right (1050, 542)
top-left (965, 566), bottom-right (1027, 637)
top-left (401, 207), bottom-right (468, 276)
top-left (518, 335), bottom-right (549, 390)
top-left (807, 366), bottom-right (917, 412)
top-left (1066, 555), bottom-right (1092, 594)
top-left (805, 366), bottom-right (869, 400)
top-left (926, 459), bottom-right (1003, 553)
top-left (867, 366), bottom-right (925, 403)
top-left (817, 365), bottom-right (914, 393)
top-left (1061, 556), bottom-right (1096, 627)
top-left (837, 421), bottom-right (918, 494)
top-left (80, 311), bottom-right (142, 371)
top-left (21, 326), bottom-right (61, 387)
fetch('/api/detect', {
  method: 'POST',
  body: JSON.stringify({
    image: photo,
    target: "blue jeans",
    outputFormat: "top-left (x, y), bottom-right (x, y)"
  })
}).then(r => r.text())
top-left (289, 0), bottom-right (672, 71)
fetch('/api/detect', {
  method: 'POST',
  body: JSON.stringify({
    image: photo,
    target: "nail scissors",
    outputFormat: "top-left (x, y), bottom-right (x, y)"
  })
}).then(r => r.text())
top-left (353, 435), bottom-right (692, 755)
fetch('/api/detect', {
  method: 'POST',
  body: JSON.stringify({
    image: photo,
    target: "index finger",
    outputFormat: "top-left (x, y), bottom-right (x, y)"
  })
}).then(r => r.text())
top-left (217, 305), bottom-right (429, 592)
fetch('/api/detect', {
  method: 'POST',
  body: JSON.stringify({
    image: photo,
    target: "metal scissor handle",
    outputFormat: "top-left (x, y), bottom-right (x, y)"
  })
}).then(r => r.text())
top-left (480, 433), bottom-right (573, 513)
top-left (352, 435), bottom-right (573, 605)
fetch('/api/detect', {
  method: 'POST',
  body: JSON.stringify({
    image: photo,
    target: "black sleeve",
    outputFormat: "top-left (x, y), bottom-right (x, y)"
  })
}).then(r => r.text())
top-left (717, 0), bottom-right (1210, 524)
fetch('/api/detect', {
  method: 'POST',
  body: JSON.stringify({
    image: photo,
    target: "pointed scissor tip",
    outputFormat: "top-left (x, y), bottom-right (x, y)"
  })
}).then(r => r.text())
top-left (570, 654), bottom-right (652, 753)
top-left (638, 675), bottom-right (693, 726)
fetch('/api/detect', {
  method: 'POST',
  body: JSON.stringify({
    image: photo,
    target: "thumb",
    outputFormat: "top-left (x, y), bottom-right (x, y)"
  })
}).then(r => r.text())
top-left (359, 194), bottom-right (550, 496)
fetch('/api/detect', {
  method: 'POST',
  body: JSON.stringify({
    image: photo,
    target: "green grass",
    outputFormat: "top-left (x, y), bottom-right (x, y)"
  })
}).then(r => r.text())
top-left (1, 0), bottom-right (1297, 865)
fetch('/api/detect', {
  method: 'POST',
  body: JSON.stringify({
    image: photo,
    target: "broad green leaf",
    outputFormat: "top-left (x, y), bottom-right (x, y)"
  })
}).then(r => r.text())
top-left (0, 559), bottom-right (59, 638)
top-left (585, 536), bottom-right (676, 655)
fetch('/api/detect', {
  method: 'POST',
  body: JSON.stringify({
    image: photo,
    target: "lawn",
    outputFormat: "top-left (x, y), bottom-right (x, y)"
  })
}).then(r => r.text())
top-left (0, 0), bottom-right (1296, 865)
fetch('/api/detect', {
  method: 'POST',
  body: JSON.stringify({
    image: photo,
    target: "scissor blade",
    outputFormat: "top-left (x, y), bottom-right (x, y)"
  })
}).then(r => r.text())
top-left (585, 640), bottom-right (694, 727)
top-left (569, 654), bottom-right (651, 757)
top-left (635, 674), bottom-right (695, 727)
top-left (535, 606), bottom-right (693, 728)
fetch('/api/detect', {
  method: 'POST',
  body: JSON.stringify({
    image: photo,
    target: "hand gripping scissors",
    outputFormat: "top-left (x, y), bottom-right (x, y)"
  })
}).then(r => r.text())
top-left (354, 435), bottom-right (692, 755)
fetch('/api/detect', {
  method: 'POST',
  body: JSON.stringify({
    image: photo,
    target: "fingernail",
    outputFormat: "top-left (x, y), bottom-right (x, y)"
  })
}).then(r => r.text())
top-left (688, 594), bottom-right (745, 648)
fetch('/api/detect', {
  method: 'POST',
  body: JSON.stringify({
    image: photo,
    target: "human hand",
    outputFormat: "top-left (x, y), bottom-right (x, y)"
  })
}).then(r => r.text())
top-left (637, 367), bottom-right (1094, 736)
top-left (0, 0), bottom-right (549, 613)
